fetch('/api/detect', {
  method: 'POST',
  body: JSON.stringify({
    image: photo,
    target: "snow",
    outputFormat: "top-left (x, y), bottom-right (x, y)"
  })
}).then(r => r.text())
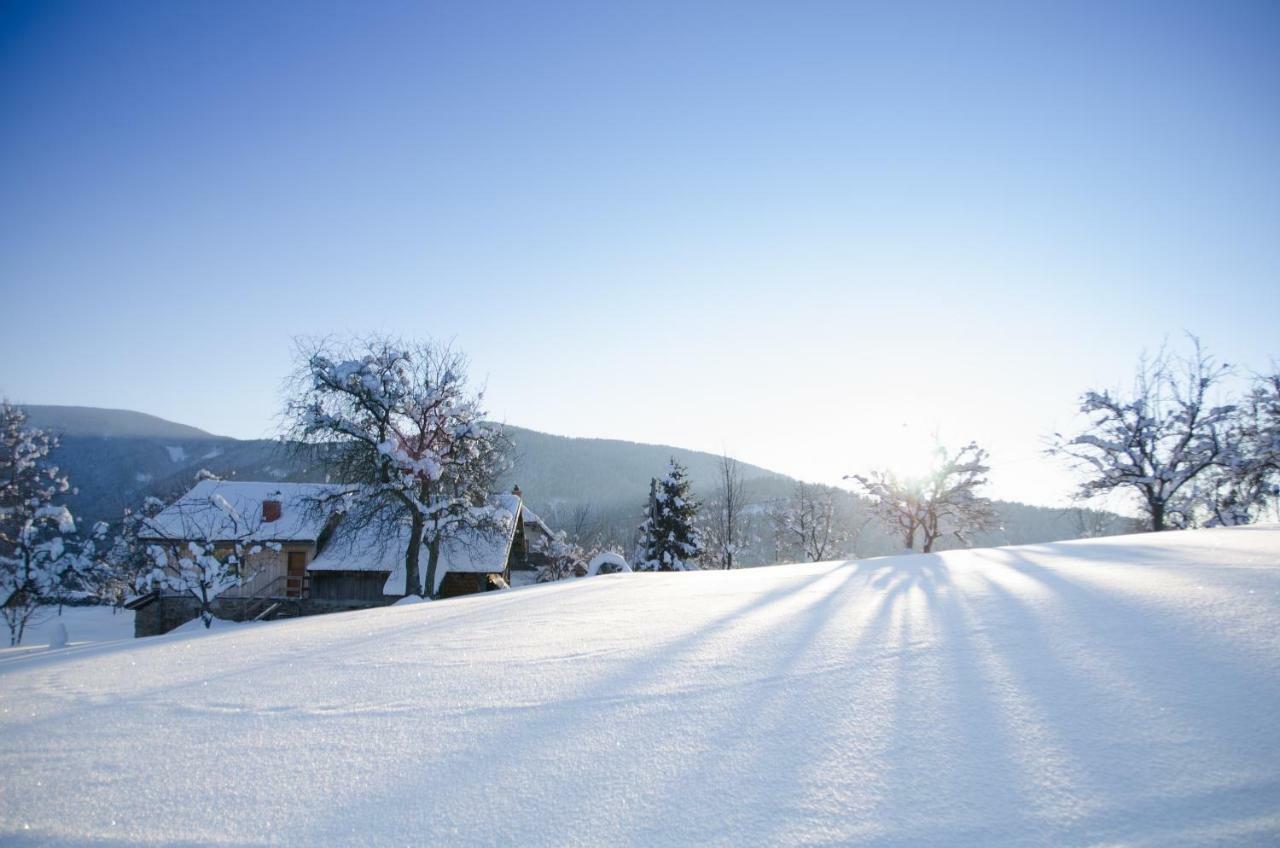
top-left (167, 615), bottom-right (260, 636)
top-left (164, 445), bottom-right (187, 463)
top-left (142, 480), bottom-right (346, 542)
top-left (3, 527), bottom-right (1280, 846)
top-left (518, 503), bottom-right (555, 542)
top-left (586, 550), bottom-right (632, 575)
top-left (0, 606), bottom-right (134, 653)
top-left (309, 493), bottom-right (524, 595)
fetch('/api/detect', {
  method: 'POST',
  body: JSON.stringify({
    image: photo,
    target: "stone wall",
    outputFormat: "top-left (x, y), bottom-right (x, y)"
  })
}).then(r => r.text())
top-left (133, 593), bottom-right (398, 638)
top-left (133, 595), bottom-right (204, 638)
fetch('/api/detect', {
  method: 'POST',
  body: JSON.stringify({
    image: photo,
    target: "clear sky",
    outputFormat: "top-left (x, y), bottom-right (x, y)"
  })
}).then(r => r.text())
top-left (1, 0), bottom-right (1277, 507)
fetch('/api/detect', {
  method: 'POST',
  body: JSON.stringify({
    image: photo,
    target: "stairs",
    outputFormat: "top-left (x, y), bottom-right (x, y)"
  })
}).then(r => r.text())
top-left (240, 576), bottom-right (304, 622)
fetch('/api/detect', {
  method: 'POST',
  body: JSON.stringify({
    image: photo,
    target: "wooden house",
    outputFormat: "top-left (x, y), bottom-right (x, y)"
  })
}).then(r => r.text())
top-left (129, 480), bottom-right (556, 634)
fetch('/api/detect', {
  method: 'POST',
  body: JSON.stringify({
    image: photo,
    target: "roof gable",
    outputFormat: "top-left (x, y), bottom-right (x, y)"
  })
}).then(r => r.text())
top-left (309, 496), bottom-right (525, 595)
top-left (140, 481), bottom-right (347, 543)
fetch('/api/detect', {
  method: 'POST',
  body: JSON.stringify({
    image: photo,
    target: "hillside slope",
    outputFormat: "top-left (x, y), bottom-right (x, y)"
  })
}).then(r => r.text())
top-left (22, 404), bottom-right (1129, 556)
top-left (19, 405), bottom-right (792, 527)
top-left (2, 527), bottom-right (1278, 846)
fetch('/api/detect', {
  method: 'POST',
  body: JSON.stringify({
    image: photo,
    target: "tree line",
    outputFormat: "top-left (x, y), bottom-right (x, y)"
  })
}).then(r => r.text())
top-left (3, 333), bottom-right (1276, 643)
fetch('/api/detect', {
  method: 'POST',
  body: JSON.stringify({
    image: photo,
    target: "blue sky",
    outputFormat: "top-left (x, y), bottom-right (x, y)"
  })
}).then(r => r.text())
top-left (1, 0), bottom-right (1277, 506)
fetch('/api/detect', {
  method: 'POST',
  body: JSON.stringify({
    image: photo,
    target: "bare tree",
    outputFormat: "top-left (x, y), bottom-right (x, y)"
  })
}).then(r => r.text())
top-left (1183, 369), bottom-right (1280, 526)
top-left (285, 338), bottom-right (509, 597)
top-left (700, 453), bottom-right (750, 569)
top-left (850, 441), bottom-right (998, 553)
top-left (1066, 506), bottom-right (1116, 539)
top-left (770, 482), bottom-right (847, 563)
top-left (1048, 337), bottom-right (1236, 531)
top-left (545, 501), bottom-right (597, 547)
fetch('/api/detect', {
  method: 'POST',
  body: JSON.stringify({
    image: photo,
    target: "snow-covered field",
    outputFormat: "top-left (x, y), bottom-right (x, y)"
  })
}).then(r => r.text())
top-left (0, 605), bottom-right (134, 654)
top-left (2, 527), bottom-right (1279, 846)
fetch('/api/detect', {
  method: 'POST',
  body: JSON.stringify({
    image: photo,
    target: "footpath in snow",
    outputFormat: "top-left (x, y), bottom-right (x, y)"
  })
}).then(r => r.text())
top-left (1, 526), bottom-right (1278, 846)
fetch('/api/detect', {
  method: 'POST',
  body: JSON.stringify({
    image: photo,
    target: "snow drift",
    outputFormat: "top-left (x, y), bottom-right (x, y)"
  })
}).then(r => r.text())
top-left (2, 527), bottom-right (1279, 846)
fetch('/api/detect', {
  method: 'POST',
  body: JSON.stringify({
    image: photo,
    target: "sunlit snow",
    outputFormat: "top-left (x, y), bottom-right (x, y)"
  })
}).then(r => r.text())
top-left (1, 527), bottom-right (1278, 846)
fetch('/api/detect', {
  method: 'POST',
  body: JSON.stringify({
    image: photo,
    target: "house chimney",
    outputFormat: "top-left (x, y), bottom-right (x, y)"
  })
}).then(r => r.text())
top-left (511, 484), bottom-right (522, 500)
top-left (262, 499), bottom-right (282, 523)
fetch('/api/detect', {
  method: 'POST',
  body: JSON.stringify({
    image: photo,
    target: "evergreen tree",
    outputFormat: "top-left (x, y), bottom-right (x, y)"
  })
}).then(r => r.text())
top-left (636, 459), bottom-right (701, 571)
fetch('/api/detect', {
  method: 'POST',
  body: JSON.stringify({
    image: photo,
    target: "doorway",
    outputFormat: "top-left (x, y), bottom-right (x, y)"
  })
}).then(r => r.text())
top-left (286, 551), bottom-right (307, 598)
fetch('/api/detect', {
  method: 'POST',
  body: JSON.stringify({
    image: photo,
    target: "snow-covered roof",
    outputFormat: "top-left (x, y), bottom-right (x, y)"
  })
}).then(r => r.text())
top-left (139, 481), bottom-right (347, 543)
top-left (308, 495), bottom-right (522, 595)
top-left (519, 504), bottom-right (555, 541)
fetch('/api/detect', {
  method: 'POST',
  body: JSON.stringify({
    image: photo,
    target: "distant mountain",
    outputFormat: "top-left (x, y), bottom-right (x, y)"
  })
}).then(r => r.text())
top-left (22, 405), bottom-right (1132, 559)
top-left (19, 405), bottom-right (791, 528)
top-left (499, 425), bottom-right (793, 512)
top-left (21, 405), bottom-right (220, 440)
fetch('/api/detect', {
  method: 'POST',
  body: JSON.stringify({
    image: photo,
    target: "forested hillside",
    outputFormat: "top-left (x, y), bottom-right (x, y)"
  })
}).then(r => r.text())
top-left (24, 405), bottom-right (1131, 560)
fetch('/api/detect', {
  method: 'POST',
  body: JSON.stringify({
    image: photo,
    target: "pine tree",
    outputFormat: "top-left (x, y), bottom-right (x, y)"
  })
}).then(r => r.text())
top-left (636, 459), bottom-right (701, 571)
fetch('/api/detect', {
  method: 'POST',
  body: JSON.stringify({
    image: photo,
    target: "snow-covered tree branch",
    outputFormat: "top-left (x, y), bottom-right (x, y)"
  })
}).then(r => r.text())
top-left (1048, 337), bottom-right (1237, 531)
top-left (849, 441), bottom-right (997, 553)
top-left (0, 401), bottom-right (85, 645)
top-left (135, 478), bottom-right (277, 628)
top-left (284, 337), bottom-right (509, 597)
top-left (769, 482), bottom-right (848, 563)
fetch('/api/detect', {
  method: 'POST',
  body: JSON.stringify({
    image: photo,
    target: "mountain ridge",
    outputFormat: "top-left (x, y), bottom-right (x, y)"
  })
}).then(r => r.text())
top-left (19, 404), bottom-right (1130, 558)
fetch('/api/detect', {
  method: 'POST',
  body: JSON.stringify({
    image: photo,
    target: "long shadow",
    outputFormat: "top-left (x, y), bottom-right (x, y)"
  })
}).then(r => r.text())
top-left (0, 577), bottom-right (630, 736)
top-left (967, 573), bottom-right (1280, 845)
top-left (4, 571), bottom-right (838, 845)
top-left (609, 552), bottom-right (1055, 846)
top-left (844, 774), bottom-right (1280, 848)
top-left (986, 547), bottom-right (1280, 748)
top-left (293, 565), bottom-right (845, 842)
top-left (875, 555), bottom-right (1045, 842)
top-left (966, 548), bottom-right (1280, 842)
top-left (617, 561), bottom-right (878, 845)
top-left (762, 554), bottom-right (1049, 845)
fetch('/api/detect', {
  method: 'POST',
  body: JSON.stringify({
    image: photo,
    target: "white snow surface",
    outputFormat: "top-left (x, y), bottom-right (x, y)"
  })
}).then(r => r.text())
top-left (141, 480), bottom-right (345, 542)
top-left (309, 493), bottom-right (522, 595)
top-left (0, 606), bottom-right (134, 654)
top-left (3, 527), bottom-right (1280, 846)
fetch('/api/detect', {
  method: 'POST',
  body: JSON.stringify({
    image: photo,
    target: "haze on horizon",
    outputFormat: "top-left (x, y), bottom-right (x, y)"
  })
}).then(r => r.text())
top-left (2, 1), bottom-right (1277, 508)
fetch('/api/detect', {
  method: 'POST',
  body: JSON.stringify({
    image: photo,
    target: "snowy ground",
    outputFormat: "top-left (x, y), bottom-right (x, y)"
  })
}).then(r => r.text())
top-left (0, 605), bottom-right (134, 654)
top-left (2, 527), bottom-right (1279, 846)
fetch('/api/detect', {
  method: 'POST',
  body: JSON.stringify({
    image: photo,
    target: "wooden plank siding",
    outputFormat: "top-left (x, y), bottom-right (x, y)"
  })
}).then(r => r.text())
top-left (309, 571), bottom-right (391, 602)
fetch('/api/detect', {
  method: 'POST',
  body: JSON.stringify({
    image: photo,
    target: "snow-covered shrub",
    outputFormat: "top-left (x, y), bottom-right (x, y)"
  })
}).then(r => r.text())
top-left (537, 533), bottom-right (587, 582)
top-left (586, 551), bottom-right (631, 576)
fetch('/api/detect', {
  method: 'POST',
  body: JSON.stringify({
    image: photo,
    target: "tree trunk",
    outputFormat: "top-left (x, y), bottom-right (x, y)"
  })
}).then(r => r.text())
top-left (1150, 500), bottom-right (1166, 532)
top-left (905, 526), bottom-right (916, 551)
top-left (405, 512), bottom-right (425, 596)
top-left (423, 534), bottom-right (442, 599)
